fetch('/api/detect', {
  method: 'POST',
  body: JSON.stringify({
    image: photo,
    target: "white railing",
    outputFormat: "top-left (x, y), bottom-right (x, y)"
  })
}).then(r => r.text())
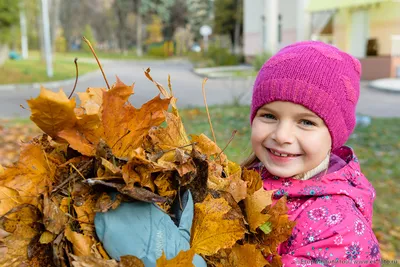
top-left (391, 35), bottom-right (400, 57)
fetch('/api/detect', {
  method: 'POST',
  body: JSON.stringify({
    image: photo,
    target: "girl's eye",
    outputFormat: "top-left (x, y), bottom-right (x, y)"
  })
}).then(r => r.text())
top-left (262, 113), bottom-right (276, 120)
top-left (300, 119), bottom-right (316, 126)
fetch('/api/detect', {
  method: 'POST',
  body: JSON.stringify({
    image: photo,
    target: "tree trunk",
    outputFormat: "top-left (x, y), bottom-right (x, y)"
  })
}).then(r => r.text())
top-left (135, 0), bottom-right (143, 57)
top-left (50, 0), bottom-right (60, 54)
top-left (37, 0), bottom-right (45, 61)
top-left (233, 0), bottom-right (241, 55)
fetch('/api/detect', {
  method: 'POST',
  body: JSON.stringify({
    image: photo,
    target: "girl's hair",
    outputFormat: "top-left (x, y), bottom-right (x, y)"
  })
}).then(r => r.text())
top-left (241, 152), bottom-right (259, 169)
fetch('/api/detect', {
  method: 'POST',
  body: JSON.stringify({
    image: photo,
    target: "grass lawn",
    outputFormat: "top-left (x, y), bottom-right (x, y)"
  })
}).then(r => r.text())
top-left (0, 52), bottom-right (99, 85)
top-left (1, 105), bottom-right (399, 261)
top-left (179, 105), bottom-right (400, 261)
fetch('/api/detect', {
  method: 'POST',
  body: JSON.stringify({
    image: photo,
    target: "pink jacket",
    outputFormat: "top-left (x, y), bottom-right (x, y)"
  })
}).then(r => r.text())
top-left (258, 146), bottom-right (381, 266)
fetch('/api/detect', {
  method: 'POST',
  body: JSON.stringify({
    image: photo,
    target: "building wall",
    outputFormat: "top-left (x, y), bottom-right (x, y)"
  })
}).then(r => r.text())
top-left (279, 0), bottom-right (298, 48)
top-left (244, 0), bottom-right (265, 56)
top-left (333, 9), bottom-right (351, 52)
top-left (369, 2), bottom-right (400, 55)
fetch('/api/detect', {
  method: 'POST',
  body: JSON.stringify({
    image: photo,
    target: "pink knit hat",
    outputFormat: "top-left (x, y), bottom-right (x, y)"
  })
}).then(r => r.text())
top-left (250, 41), bottom-right (361, 149)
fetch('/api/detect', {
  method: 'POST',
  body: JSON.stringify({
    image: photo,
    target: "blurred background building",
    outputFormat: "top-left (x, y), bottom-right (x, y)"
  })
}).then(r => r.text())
top-left (244, 0), bottom-right (400, 80)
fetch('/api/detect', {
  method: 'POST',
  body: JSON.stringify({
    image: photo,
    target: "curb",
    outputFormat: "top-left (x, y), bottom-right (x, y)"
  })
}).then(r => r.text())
top-left (368, 79), bottom-right (400, 93)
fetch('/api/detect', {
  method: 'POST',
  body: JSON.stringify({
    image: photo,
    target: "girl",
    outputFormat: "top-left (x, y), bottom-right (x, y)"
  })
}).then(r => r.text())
top-left (244, 41), bottom-right (381, 266)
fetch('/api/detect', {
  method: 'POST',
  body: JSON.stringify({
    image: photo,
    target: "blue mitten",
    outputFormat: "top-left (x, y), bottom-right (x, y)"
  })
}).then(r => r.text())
top-left (94, 191), bottom-right (206, 267)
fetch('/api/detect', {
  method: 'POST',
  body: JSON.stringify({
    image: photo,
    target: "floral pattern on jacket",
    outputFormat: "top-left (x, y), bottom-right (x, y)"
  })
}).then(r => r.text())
top-left (257, 146), bottom-right (381, 266)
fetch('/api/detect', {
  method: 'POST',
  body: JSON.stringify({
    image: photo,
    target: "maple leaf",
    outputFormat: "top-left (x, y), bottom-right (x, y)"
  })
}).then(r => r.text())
top-left (244, 188), bottom-right (274, 233)
top-left (65, 225), bottom-right (94, 256)
top-left (190, 194), bottom-right (245, 256)
top-left (190, 134), bottom-right (227, 164)
top-left (259, 196), bottom-right (297, 250)
top-left (43, 195), bottom-right (68, 235)
top-left (156, 249), bottom-right (195, 267)
top-left (241, 169), bottom-right (263, 195)
top-left (0, 186), bottom-right (22, 217)
top-left (77, 87), bottom-right (106, 115)
top-left (0, 143), bottom-right (56, 207)
top-left (102, 78), bottom-right (170, 159)
top-left (228, 244), bottom-right (268, 267)
top-left (27, 87), bottom-right (77, 140)
top-left (207, 161), bottom-right (247, 202)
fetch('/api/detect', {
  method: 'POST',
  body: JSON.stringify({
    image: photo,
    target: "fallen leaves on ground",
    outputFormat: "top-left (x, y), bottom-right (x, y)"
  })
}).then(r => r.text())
top-left (0, 70), bottom-right (295, 266)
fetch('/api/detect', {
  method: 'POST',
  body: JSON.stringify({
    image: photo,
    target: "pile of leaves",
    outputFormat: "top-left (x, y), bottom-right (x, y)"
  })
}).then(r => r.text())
top-left (0, 69), bottom-right (295, 266)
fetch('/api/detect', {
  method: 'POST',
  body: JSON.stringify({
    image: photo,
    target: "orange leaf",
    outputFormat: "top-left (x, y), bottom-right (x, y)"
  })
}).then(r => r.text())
top-left (244, 188), bottom-right (274, 232)
top-left (191, 194), bottom-right (245, 256)
top-left (0, 143), bottom-right (56, 206)
top-left (0, 186), bottom-right (22, 216)
top-left (77, 87), bottom-right (105, 115)
top-left (156, 249), bottom-right (195, 267)
top-left (27, 87), bottom-right (77, 140)
top-left (65, 226), bottom-right (93, 256)
top-left (228, 244), bottom-right (268, 267)
top-left (190, 134), bottom-right (227, 164)
top-left (102, 79), bottom-right (170, 159)
top-left (242, 169), bottom-right (263, 195)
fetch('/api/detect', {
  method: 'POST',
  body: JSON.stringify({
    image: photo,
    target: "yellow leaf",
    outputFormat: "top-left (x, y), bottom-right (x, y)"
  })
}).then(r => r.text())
top-left (77, 87), bottom-right (105, 115)
top-left (0, 165), bottom-right (4, 175)
top-left (242, 168), bottom-right (263, 195)
top-left (70, 254), bottom-right (118, 267)
top-left (156, 249), bottom-right (195, 267)
top-left (43, 195), bottom-right (68, 234)
top-left (39, 231), bottom-right (55, 244)
top-left (102, 79), bottom-right (170, 159)
top-left (65, 226), bottom-right (94, 256)
top-left (148, 112), bottom-right (190, 151)
top-left (191, 194), bottom-right (245, 256)
top-left (0, 186), bottom-right (22, 216)
top-left (120, 255), bottom-right (145, 267)
top-left (190, 134), bottom-right (227, 164)
top-left (228, 244), bottom-right (268, 267)
top-left (0, 143), bottom-right (56, 206)
top-left (27, 87), bottom-right (77, 140)
top-left (244, 188), bottom-right (274, 232)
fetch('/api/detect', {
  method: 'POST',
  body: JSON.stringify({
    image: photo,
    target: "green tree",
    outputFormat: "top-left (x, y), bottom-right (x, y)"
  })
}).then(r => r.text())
top-left (82, 24), bottom-right (96, 53)
top-left (187, 0), bottom-right (212, 41)
top-left (0, 0), bottom-right (19, 43)
top-left (214, 0), bottom-right (243, 53)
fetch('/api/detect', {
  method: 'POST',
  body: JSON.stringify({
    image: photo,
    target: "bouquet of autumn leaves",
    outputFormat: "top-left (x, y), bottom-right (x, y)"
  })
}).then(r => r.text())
top-left (0, 69), bottom-right (295, 266)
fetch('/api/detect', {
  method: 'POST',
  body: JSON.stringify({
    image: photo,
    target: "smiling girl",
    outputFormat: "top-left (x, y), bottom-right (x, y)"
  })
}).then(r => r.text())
top-left (244, 41), bottom-right (381, 266)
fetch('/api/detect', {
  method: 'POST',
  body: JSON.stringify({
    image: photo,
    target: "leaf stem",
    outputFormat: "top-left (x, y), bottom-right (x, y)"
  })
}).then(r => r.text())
top-left (202, 78), bottom-right (217, 144)
top-left (68, 58), bottom-right (79, 99)
top-left (217, 130), bottom-right (237, 160)
top-left (82, 36), bottom-right (110, 89)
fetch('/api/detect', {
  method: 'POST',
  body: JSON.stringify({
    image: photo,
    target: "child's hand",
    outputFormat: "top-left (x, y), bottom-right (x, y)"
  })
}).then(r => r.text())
top-left (94, 190), bottom-right (206, 267)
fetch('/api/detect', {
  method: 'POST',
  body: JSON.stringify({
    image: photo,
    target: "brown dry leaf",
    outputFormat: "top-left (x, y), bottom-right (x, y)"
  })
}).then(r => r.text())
top-left (101, 157), bottom-right (121, 175)
top-left (242, 169), bottom-right (263, 195)
top-left (27, 87), bottom-right (78, 140)
top-left (0, 143), bottom-right (56, 206)
top-left (228, 244), bottom-right (268, 267)
top-left (0, 186), bottom-right (22, 216)
top-left (27, 234), bottom-right (54, 266)
top-left (154, 172), bottom-right (177, 199)
top-left (120, 255), bottom-right (145, 267)
top-left (260, 196), bottom-right (296, 250)
top-left (190, 134), bottom-right (227, 164)
top-left (102, 78), bottom-right (170, 159)
top-left (43, 195), bottom-right (68, 234)
top-left (244, 188), bottom-right (274, 232)
top-left (65, 225), bottom-right (94, 256)
top-left (191, 194), bottom-right (245, 256)
top-left (156, 249), bottom-right (195, 267)
top-left (95, 192), bottom-right (123, 213)
top-left (73, 194), bottom-right (96, 235)
top-left (71, 254), bottom-right (118, 267)
top-left (0, 205), bottom-right (41, 266)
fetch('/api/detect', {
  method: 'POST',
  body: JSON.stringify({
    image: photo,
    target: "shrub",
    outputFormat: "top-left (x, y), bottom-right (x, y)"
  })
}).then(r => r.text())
top-left (252, 52), bottom-right (272, 71)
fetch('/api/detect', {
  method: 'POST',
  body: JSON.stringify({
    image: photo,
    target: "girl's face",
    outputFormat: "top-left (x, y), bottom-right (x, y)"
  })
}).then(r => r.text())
top-left (251, 101), bottom-right (332, 178)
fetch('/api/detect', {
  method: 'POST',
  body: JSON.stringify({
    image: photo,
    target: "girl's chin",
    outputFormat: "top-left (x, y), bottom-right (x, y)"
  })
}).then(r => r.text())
top-left (264, 167), bottom-right (299, 178)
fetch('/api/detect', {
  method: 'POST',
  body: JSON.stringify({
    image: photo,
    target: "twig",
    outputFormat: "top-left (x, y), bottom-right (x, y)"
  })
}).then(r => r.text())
top-left (51, 160), bottom-right (92, 194)
top-left (69, 163), bottom-right (86, 180)
top-left (82, 36), bottom-right (110, 89)
top-left (19, 104), bottom-right (29, 110)
top-left (217, 130), bottom-right (237, 160)
top-left (202, 78), bottom-right (217, 144)
top-left (68, 58), bottom-right (79, 99)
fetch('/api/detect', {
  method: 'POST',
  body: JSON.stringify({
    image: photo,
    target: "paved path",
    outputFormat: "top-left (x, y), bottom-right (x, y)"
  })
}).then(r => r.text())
top-left (0, 59), bottom-right (399, 118)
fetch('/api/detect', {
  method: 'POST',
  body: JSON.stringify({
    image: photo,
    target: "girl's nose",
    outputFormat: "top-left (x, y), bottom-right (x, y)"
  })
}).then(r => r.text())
top-left (271, 121), bottom-right (294, 145)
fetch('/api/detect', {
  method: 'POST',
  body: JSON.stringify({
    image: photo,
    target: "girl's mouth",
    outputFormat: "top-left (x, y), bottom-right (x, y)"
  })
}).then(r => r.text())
top-left (267, 148), bottom-right (301, 158)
